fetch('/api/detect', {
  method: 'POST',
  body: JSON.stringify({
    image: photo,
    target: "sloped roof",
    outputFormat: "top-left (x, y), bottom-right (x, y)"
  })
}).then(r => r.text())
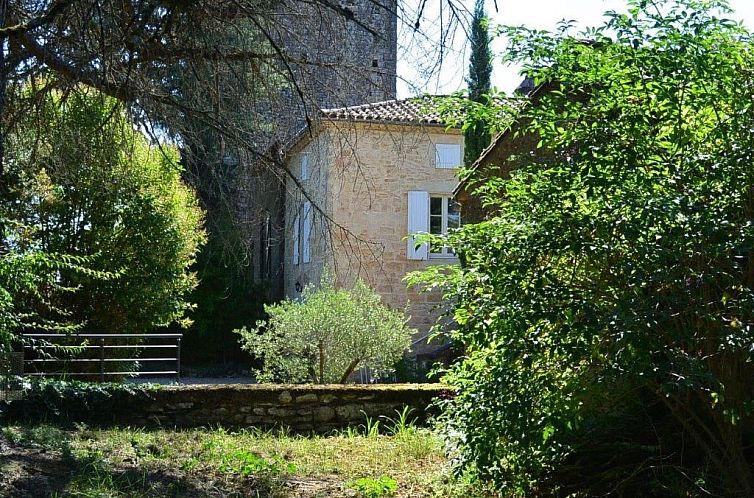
top-left (320, 96), bottom-right (447, 125)
top-left (453, 84), bottom-right (544, 197)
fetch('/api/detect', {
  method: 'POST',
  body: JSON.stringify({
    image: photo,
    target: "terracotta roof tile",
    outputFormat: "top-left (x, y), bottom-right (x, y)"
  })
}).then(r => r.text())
top-left (320, 96), bottom-right (447, 125)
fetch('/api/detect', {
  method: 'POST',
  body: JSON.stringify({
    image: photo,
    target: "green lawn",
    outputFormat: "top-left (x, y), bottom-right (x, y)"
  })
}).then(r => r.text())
top-left (0, 423), bottom-right (491, 497)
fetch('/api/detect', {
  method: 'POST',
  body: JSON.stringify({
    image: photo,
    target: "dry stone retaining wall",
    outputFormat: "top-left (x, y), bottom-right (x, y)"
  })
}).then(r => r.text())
top-left (1, 383), bottom-right (448, 433)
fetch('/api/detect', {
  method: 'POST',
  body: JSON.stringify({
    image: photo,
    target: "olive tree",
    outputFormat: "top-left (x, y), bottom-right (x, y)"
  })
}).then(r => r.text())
top-left (236, 276), bottom-right (413, 383)
top-left (412, 0), bottom-right (754, 495)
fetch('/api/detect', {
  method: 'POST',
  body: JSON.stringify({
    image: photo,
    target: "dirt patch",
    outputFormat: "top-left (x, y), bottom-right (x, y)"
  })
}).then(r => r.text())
top-left (0, 434), bottom-right (74, 497)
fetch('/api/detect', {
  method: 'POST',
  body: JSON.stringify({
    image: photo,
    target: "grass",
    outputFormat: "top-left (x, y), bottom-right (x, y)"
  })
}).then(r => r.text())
top-left (0, 418), bottom-right (492, 498)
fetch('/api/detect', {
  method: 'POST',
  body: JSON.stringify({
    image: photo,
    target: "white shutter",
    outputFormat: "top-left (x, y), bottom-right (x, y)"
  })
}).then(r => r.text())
top-left (301, 154), bottom-right (309, 180)
top-left (292, 211), bottom-right (300, 265)
top-left (407, 191), bottom-right (429, 260)
top-left (303, 201), bottom-right (312, 263)
top-left (435, 143), bottom-right (461, 169)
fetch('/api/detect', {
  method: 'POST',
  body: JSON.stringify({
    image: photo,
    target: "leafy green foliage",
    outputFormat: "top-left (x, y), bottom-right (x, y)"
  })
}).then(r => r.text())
top-left (219, 449), bottom-right (297, 476)
top-left (464, 0), bottom-right (494, 167)
top-left (6, 85), bottom-right (206, 334)
top-left (349, 475), bottom-right (398, 498)
top-left (0, 379), bottom-right (159, 425)
top-left (182, 213), bottom-right (267, 365)
top-left (414, 0), bottom-right (754, 494)
top-left (0, 224), bottom-right (115, 350)
top-left (236, 275), bottom-right (413, 383)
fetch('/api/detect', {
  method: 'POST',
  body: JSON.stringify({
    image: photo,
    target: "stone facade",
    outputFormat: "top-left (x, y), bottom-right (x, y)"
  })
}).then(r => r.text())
top-left (273, 0), bottom-right (398, 109)
top-left (284, 119), bottom-right (463, 356)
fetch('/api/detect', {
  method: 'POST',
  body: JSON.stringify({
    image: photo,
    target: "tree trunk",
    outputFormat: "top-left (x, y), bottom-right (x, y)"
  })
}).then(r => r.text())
top-left (339, 358), bottom-right (360, 384)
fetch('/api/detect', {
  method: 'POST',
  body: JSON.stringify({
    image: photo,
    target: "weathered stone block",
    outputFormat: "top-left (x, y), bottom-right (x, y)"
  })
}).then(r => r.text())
top-left (335, 404), bottom-right (364, 421)
top-left (268, 407), bottom-right (293, 417)
top-left (314, 406), bottom-right (336, 422)
top-left (295, 393), bottom-right (318, 404)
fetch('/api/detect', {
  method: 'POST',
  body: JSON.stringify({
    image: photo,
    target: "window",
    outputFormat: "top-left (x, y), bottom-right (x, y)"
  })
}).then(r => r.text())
top-left (407, 191), bottom-right (461, 260)
top-left (292, 211), bottom-right (300, 265)
top-left (302, 201), bottom-right (312, 263)
top-left (435, 143), bottom-right (461, 169)
top-left (300, 153), bottom-right (309, 181)
top-left (429, 196), bottom-right (461, 256)
top-left (260, 213), bottom-right (272, 279)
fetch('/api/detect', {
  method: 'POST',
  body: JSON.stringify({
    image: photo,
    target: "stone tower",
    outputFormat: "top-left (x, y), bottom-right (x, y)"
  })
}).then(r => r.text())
top-left (272, 0), bottom-right (398, 120)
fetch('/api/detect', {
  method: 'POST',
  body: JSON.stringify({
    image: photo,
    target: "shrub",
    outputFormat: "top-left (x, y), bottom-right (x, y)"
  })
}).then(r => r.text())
top-left (236, 275), bottom-right (413, 383)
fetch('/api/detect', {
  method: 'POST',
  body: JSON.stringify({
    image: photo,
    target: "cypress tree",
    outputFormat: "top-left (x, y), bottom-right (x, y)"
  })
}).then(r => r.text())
top-left (464, 0), bottom-right (493, 167)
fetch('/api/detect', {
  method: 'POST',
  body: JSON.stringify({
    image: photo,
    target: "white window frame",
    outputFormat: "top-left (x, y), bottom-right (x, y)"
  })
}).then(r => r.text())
top-left (292, 210), bottom-right (300, 265)
top-left (429, 195), bottom-right (461, 258)
top-left (300, 153), bottom-right (309, 181)
top-left (435, 143), bottom-right (461, 169)
top-left (302, 201), bottom-right (312, 263)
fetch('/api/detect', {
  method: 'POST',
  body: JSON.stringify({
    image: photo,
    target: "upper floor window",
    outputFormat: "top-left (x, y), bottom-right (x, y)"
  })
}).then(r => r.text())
top-left (292, 201), bottom-right (314, 266)
top-left (435, 143), bottom-right (461, 169)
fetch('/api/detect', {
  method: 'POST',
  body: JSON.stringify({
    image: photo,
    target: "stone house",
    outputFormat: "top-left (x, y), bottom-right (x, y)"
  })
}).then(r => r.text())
top-left (279, 97), bottom-right (463, 357)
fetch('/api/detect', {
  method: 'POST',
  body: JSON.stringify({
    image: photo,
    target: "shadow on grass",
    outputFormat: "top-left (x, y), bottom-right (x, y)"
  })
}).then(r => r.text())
top-left (0, 435), bottom-right (285, 498)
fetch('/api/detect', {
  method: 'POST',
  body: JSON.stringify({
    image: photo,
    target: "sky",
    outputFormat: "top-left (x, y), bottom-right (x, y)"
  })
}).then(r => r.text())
top-left (396, 0), bottom-right (754, 97)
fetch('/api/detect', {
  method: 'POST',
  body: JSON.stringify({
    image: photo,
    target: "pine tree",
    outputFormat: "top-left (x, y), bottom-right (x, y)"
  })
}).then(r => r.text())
top-left (464, 0), bottom-right (493, 167)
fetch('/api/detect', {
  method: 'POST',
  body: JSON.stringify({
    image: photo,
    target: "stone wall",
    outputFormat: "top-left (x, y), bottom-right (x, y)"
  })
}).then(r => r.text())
top-left (1, 383), bottom-right (448, 433)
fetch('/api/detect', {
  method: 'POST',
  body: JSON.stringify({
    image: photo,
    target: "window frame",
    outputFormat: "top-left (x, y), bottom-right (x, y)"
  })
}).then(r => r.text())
top-left (434, 143), bottom-right (462, 169)
top-left (300, 153), bottom-right (309, 181)
top-left (428, 195), bottom-right (461, 258)
top-left (292, 209), bottom-right (300, 266)
top-left (302, 201), bottom-right (312, 264)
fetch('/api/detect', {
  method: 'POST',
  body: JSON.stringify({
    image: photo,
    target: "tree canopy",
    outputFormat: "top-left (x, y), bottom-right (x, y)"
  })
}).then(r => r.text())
top-left (412, 0), bottom-right (754, 494)
top-left (6, 86), bottom-right (205, 335)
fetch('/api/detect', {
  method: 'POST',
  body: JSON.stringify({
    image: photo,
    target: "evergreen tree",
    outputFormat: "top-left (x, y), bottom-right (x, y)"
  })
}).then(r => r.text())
top-left (464, 0), bottom-right (493, 167)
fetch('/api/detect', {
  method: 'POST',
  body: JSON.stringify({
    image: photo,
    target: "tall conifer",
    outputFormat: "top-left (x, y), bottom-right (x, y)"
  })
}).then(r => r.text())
top-left (464, 0), bottom-right (493, 167)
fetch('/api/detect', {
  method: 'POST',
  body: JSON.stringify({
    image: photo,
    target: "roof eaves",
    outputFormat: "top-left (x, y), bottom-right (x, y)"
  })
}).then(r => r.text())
top-left (322, 117), bottom-right (449, 127)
